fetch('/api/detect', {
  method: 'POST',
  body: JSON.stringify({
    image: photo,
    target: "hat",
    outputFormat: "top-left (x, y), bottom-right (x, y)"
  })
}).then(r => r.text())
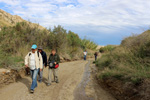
top-left (38, 46), bottom-right (43, 50)
top-left (31, 44), bottom-right (37, 49)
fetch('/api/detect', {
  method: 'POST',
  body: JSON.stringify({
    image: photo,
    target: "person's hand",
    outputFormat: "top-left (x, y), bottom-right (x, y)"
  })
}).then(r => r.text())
top-left (40, 69), bottom-right (42, 72)
top-left (54, 62), bottom-right (57, 64)
top-left (25, 65), bottom-right (28, 67)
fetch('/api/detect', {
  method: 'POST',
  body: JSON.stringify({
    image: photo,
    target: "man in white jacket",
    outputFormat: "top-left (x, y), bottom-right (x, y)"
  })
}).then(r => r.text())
top-left (25, 44), bottom-right (43, 93)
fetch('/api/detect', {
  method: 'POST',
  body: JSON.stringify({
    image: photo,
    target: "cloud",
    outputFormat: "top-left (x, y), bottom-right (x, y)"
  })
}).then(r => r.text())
top-left (1, 0), bottom-right (150, 27)
top-left (0, 0), bottom-right (150, 44)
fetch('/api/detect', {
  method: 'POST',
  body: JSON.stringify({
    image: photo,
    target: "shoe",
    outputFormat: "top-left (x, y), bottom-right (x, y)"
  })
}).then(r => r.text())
top-left (47, 83), bottom-right (51, 86)
top-left (30, 90), bottom-right (34, 93)
top-left (39, 80), bottom-right (42, 83)
top-left (56, 80), bottom-right (59, 83)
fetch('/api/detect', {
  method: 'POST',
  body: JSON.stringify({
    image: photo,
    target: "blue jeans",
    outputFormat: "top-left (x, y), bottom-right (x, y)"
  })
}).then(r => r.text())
top-left (84, 55), bottom-right (86, 60)
top-left (30, 69), bottom-right (39, 90)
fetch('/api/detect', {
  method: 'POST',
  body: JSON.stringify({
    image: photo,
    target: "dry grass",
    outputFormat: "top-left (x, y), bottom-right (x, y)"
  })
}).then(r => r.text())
top-left (0, 16), bottom-right (11, 27)
top-left (96, 30), bottom-right (150, 84)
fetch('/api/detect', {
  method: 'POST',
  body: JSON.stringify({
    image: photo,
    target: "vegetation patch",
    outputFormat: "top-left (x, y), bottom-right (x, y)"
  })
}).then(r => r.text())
top-left (96, 30), bottom-right (150, 84)
top-left (95, 30), bottom-right (150, 100)
top-left (99, 45), bottom-right (117, 53)
top-left (0, 22), bottom-right (97, 68)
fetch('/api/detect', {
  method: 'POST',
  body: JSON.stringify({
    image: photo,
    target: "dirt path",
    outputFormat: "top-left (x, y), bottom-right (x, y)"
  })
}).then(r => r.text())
top-left (0, 60), bottom-right (115, 100)
top-left (85, 62), bottom-right (116, 100)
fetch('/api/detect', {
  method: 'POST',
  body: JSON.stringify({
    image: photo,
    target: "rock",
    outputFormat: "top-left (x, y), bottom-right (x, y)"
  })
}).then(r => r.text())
top-left (6, 70), bottom-right (10, 73)
top-left (0, 68), bottom-right (25, 87)
top-left (59, 56), bottom-right (65, 62)
top-left (60, 53), bottom-right (71, 62)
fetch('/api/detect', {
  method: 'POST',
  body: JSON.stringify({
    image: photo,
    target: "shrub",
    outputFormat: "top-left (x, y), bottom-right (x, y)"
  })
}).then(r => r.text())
top-left (97, 30), bottom-right (150, 84)
top-left (99, 45), bottom-right (116, 53)
top-left (0, 22), bottom-right (97, 68)
top-left (81, 39), bottom-right (97, 50)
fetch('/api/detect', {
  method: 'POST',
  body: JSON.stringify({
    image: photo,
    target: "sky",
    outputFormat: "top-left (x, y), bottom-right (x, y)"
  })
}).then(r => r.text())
top-left (0, 0), bottom-right (150, 45)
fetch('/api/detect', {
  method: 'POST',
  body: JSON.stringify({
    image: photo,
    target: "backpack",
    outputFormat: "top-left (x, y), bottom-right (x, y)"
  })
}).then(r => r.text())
top-left (29, 51), bottom-right (39, 57)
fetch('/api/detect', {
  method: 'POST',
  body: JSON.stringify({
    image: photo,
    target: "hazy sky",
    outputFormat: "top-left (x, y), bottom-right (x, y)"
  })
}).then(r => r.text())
top-left (0, 0), bottom-right (150, 45)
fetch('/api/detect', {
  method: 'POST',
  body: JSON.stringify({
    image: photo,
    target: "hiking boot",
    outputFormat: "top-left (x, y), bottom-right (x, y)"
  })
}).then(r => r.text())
top-left (38, 80), bottom-right (42, 83)
top-left (55, 76), bottom-right (59, 83)
top-left (56, 79), bottom-right (59, 83)
top-left (47, 83), bottom-right (51, 86)
top-left (30, 90), bottom-right (34, 93)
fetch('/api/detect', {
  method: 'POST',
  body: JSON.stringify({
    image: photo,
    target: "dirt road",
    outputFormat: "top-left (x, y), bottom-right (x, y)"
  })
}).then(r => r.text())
top-left (0, 60), bottom-right (115, 100)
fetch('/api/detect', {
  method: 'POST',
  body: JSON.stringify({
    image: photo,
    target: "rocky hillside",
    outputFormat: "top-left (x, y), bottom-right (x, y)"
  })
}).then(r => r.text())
top-left (0, 9), bottom-right (44, 29)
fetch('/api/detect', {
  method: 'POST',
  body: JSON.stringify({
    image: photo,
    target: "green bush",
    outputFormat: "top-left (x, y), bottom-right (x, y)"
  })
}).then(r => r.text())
top-left (97, 30), bottom-right (150, 84)
top-left (67, 31), bottom-right (81, 47)
top-left (99, 45), bottom-right (116, 53)
top-left (81, 39), bottom-right (97, 50)
top-left (0, 22), bottom-right (97, 68)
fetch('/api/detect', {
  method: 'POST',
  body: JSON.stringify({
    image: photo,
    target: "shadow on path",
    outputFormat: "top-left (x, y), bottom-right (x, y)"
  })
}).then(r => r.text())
top-left (42, 77), bottom-right (48, 85)
top-left (18, 77), bottom-right (31, 91)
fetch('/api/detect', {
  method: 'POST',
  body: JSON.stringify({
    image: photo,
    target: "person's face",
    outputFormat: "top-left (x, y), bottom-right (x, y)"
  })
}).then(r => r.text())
top-left (52, 50), bottom-right (56, 55)
top-left (38, 49), bottom-right (42, 53)
top-left (32, 49), bottom-right (36, 53)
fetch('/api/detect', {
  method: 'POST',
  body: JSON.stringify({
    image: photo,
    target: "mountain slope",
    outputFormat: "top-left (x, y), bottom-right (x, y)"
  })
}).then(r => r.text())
top-left (0, 9), bottom-right (44, 29)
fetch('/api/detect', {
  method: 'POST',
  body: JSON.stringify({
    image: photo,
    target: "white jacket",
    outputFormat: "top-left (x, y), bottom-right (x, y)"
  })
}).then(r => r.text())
top-left (25, 51), bottom-right (43, 69)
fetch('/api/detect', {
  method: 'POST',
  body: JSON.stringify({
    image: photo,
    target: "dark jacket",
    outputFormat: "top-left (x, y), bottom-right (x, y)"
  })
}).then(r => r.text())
top-left (94, 52), bottom-right (98, 56)
top-left (40, 50), bottom-right (47, 66)
top-left (48, 53), bottom-right (60, 65)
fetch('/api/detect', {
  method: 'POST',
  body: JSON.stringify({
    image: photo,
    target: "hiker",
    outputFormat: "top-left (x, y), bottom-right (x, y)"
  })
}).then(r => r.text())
top-left (47, 49), bottom-right (60, 86)
top-left (94, 52), bottom-right (98, 61)
top-left (25, 44), bottom-right (43, 93)
top-left (38, 46), bottom-right (47, 83)
top-left (83, 50), bottom-right (87, 60)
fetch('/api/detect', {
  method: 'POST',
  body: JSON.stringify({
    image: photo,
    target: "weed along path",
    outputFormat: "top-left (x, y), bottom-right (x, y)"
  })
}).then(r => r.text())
top-left (0, 60), bottom-right (115, 100)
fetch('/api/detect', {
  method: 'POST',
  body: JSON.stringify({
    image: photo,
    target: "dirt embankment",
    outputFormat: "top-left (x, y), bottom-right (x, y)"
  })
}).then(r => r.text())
top-left (97, 78), bottom-right (150, 100)
top-left (0, 68), bottom-right (25, 88)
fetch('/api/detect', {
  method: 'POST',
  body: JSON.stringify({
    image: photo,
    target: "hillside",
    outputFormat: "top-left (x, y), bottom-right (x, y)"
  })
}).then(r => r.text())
top-left (96, 30), bottom-right (150, 100)
top-left (0, 9), bottom-right (44, 29)
top-left (0, 9), bottom-right (97, 69)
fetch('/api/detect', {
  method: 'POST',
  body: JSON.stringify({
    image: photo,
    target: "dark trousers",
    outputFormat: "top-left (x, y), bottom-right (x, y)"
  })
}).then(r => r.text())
top-left (95, 56), bottom-right (97, 61)
top-left (84, 55), bottom-right (86, 60)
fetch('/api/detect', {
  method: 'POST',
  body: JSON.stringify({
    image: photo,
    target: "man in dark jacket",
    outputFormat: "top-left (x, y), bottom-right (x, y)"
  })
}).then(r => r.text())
top-left (47, 49), bottom-right (60, 86)
top-left (94, 52), bottom-right (98, 61)
top-left (38, 46), bottom-right (47, 83)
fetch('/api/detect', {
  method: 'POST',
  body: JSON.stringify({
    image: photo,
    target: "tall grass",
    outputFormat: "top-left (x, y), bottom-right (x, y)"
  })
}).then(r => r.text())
top-left (99, 45), bottom-right (117, 53)
top-left (96, 30), bottom-right (150, 84)
top-left (81, 39), bottom-right (97, 50)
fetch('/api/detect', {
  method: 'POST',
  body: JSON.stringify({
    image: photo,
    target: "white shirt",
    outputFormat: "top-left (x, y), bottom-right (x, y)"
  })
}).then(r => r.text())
top-left (83, 52), bottom-right (87, 55)
top-left (29, 53), bottom-right (36, 70)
